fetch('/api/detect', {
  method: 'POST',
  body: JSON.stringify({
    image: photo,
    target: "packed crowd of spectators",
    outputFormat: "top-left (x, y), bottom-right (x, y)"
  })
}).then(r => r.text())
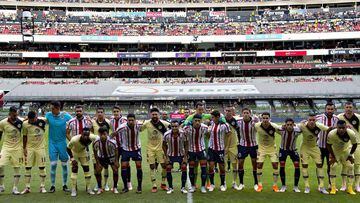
top-left (273, 75), bottom-right (353, 83)
top-left (5, 0), bottom-right (280, 4)
top-left (21, 79), bottom-right (100, 85)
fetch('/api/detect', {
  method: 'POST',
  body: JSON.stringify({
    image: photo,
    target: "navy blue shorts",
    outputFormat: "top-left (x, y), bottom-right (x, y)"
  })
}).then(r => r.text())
top-left (279, 149), bottom-right (300, 163)
top-left (188, 151), bottom-right (207, 162)
top-left (121, 149), bottom-right (142, 162)
top-left (168, 156), bottom-right (185, 166)
top-left (238, 145), bottom-right (258, 159)
top-left (207, 148), bottom-right (225, 164)
top-left (99, 157), bottom-right (116, 168)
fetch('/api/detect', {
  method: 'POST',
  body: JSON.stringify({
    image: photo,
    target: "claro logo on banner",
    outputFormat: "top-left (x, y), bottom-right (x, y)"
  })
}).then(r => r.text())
top-left (112, 85), bottom-right (260, 96)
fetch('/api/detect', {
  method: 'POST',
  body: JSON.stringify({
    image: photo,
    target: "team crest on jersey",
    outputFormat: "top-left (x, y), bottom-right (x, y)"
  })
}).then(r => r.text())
top-left (39, 122), bottom-right (43, 127)
top-left (352, 120), bottom-right (357, 125)
top-left (35, 128), bottom-right (41, 135)
top-left (158, 125), bottom-right (163, 129)
top-left (269, 130), bottom-right (274, 134)
top-left (11, 129), bottom-right (17, 137)
top-left (60, 114), bottom-right (64, 119)
top-left (314, 130), bottom-right (319, 134)
top-left (232, 121), bottom-right (236, 126)
top-left (17, 124), bottom-right (21, 128)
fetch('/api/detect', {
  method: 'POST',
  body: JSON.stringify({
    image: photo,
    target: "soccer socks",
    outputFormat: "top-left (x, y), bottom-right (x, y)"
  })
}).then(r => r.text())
top-left (232, 169), bottom-right (238, 184)
top-left (113, 170), bottom-right (119, 189)
top-left (316, 167), bottom-right (325, 188)
top-left (355, 164), bottom-right (360, 187)
top-left (0, 167), bottom-right (4, 186)
top-left (50, 162), bottom-right (57, 186)
top-left (127, 166), bottom-right (131, 183)
top-left (238, 169), bottom-right (244, 184)
top-left (189, 167), bottom-right (195, 186)
top-left (25, 167), bottom-right (32, 188)
top-left (14, 167), bottom-right (20, 189)
top-left (150, 168), bottom-right (156, 187)
top-left (103, 168), bottom-right (109, 187)
top-left (273, 169), bottom-right (279, 185)
top-left (161, 168), bottom-right (167, 184)
top-left (61, 161), bottom-right (68, 186)
top-left (200, 166), bottom-right (207, 187)
top-left (208, 169), bottom-right (215, 185)
top-left (302, 167), bottom-right (310, 188)
top-left (257, 168), bottom-right (263, 185)
top-left (220, 169), bottom-right (226, 186)
top-left (294, 168), bottom-right (300, 187)
top-left (121, 166), bottom-right (128, 189)
top-left (71, 172), bottom-right (78, 190)
top-left (84, 170), bottom-right (91, 190)
top-left (137, 169), bottom-right (143, 190)
top-left (280, 167), bottom-right (286, 186)
top-left (253, 170), bottom-right (258, 185)
top-left (166, 169), bottom-right (173, 189)
top-left (95, 173), bottom-right (102, 188)
top-left (181, 170), bottom-right (187, 188)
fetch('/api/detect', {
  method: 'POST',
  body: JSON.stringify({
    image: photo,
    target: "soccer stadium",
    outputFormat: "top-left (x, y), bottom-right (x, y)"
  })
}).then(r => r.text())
top-left (0, 0), bottom-right (359, 202)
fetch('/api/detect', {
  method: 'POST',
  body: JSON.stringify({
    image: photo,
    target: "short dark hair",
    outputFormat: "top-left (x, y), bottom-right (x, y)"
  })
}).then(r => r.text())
top-left (345, 101), bottom-right (354, 106)
top-left (195, 102), bottom-right (204, 108)
top-left (337, 120), bottom-right (346, 126)
top-left (211, 110), bottom-right (221, 117)
top-left (325, 102), bottom-right (335, 108)
top-left (75, 105), bottom-right (83, 109)
top-left (113, 105), bottom-right (121, 110)
top-left (261, 112), bottom-right (270, 117)
top-left (97, 107), bottom-right (105, 112)
top-left (171, 120), bottom-right (179, 124)
top-left (27, 111), bottom-right (36, 119)
top-left (127, 113), bottom-right (136, 119)
top-left (98, 126), bottom-right (108, 134)
top-left (193, 114), bottom-right (202, 120)
top-left (9, 106), bottom-right (17, 113)
top-left (51, 101), bottom-right (61, 108)
top-left (308, 113), bottom-right (317, 117)
top-left (150, 108), bottom-right (160, 113)
top-left (285, 118), bottom-right (294, 123)
top-left (184, 108), bottom-right (190, 111)
top-left (242, 108), bottom-right (251, 113)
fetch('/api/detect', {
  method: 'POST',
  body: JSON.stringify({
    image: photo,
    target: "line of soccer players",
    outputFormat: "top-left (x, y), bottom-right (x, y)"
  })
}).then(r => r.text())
top-left (0, 101), bottom-right (359, 196)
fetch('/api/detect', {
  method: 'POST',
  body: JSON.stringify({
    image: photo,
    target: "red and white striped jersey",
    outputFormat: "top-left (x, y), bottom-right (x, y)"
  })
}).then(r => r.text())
top-left (67, 116), bottom-right (93, 137)
top-left (184, 123), bottom-right (208, 153)
top-left (110, 116), bottom-right (127, 149)
top-left (209, 122), bottom-right (230, 151)
top-left (93, 136), bottom-right (118, 159)
top-left (117, 122), bottom-right (142, 151)
top-left (237, 116), bottom-right (259, 147)
top-left (163, 129), bottom-right (187, 157)
top-left (279, 126), bottom-right (302, 151)
top-left (316, 114), bottom-right (338, 148)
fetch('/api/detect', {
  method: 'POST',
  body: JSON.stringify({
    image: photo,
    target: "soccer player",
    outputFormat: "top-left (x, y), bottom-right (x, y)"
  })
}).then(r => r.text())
top-left (67, 127), bottom-right (97, 197)
top-left (163, 120), bottom-right (188, 194)
top-left (183, 114), bottom-right (209, 193)
top-left (224, 106), bottom-right (239, 190)
top-left (255, 112), bottom-right (280, 193)
top-left (140, 108), bottom-right (170, 192)
top-left (299, 113), bottom-right (331, 194)
top-left (327, 120), bottom-right (358, 195)
top-left (179, 108), bottom-right (191, 125)
top-left (316, 102), bottom-right (338, 189)
top-left (45, 101), bottom-right (72, 193)
top-left (109, 105), bottom-right (131, 190)
top-left (93, 126), bottom-right (119, 194)
top-left (117, 114), bottom-right (143, 194)
top-left (278, 118), bottom-right (302, 193)
top-left (207, 110), bottom-right (231, 192)
top-left (91, 107), bottom-right (112, 192)
top-left (0, 106), bottom-right (23, 195)
top-left (21, 111), bottom-right (47, 194)
top-left (237, 108), bottom-right (259, 191)
top-left (66, 105), bottom-right (93, 140)
top-left (338, 101), bottom-right (360, 192)
top-left (162, 112), bottom-right (171, 123)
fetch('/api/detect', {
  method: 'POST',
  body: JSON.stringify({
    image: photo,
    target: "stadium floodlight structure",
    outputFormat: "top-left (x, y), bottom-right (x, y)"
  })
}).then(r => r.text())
top-left (20, 11), bottom-right (35, 47)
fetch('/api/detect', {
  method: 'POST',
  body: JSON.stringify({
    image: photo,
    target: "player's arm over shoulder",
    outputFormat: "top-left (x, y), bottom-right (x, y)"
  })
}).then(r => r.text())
top-left (316, 122), bottom-right (329, 131)
top-left (348, 129), bottom-right (359, 144)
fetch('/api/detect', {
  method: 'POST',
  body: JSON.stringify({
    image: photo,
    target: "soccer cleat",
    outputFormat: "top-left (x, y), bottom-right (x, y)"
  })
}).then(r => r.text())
top-left (136, 189), bottom-right (142, 194)
top-left (0, 185), bottom-right (5, 193)
top-left (12, 187), bottom-right (20, 195)
top-left (63, 185), bottom-right (70, 192)
top-left (280, 185), bottom-right (287, 193)
top-left (113, 188), bottom-right (119, 194)
top-left (49, 185), bottom-right (55, 193)
top-left (160, 184), bottom-right (168, 191)
top-left (200, 186), bottom-right (207, 193)
top-left (340, 185), bottom-right (347, 192)
top-left (188, 186), bottom-right (195, 193)
top-left (167, 188), bottom-right (174, 194)
top-left (347, 186), bottom-right (356, 195)
top-left (330, 186), bottom-right (337, 195)
top-left (97, 188), bottom-right (104, 195)
top-left (104, 184), bottom-right (110, 192)
top-left (127, 182), bottom-right (133, 191)
top-left (93, 185), bottom-right (99, 192)
top-left (87, 188), bottom-right (95, 195)
top-left (272, 185), bottom-right (279, 192)
top-left (254, 184), bottom-right (259, 191)
top-left (21, 187), bottom-right (31, 194)
top-left (304, 187), bottom-right (310, 194)
top-left (320, 187), bottom-right (329, 195)
top-left (293, 186), bottom-right (301, 193)
top-left (181, 187), bottom-right (188, 194)
top-left (151, 187), bottom-right (157, 193)
top-left (237, 184), bottom-right (245, 191)
top-left (356, 186), bottom-right (360, 193)
top-left (208, 184), bottom-right (215, 192)
top-left (71, 189), bottom-right (77, 197)
top-left (121, 188), bottom-right (129, 194)
top-left (256, 184), bottom-right (263, 192)
top-left (220, 185), bottom-right (227, 192)
top-left (39, 186), bottom-right (47, 193)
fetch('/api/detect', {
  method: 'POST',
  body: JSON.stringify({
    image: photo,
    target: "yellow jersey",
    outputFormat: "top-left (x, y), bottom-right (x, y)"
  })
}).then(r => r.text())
top-left (0, 117), bottom-right (23, 150)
